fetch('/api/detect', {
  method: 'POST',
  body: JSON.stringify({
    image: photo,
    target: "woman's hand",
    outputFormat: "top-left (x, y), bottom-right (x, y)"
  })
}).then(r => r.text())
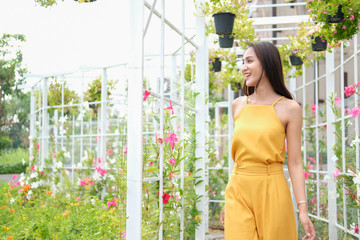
top-left (299, 210), bottom-right (316, 240)
top-left (220, 207), bottom-right (225, 226)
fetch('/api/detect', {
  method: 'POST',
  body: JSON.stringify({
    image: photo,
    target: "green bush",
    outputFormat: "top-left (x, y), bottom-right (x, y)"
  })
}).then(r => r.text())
top-left (0, 135), bottom-right (12, 150)
top-left (0, 148), bottom-right (28, 174)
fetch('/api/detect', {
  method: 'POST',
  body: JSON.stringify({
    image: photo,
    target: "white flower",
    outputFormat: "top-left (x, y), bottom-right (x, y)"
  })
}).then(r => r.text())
top-left (93, 172), bottom-right (101, 181)
top-left (323, 175), bottom-right (332, 181)
top-left (61, 147), bottom-right (66, 152)
top-left (64, 151), bottom-right (70, 159)
top-left (351, 138), bottom-right (360, 147)
top-left (221, 191), bottom-right (225, 196)
top-left (183, 133), bottom-right (190, 140)
top-left (66, 194), bottom-right (70, 199)
top-left (353, 174), bottom-right (360, 185)
top-left (22, 158), bottom-right (25, 165)
top-left (109, 158), bottom-right (116, 165)
top-left (10, 198), bottom-right (15, 204)
top-left (347, 121), bottom-right (353, 126)
top-left (30, 172), bottom-right (38, 179)
top-left (28, 190), bottom-right (33, 196)
top-left (59, 116), bottom-right (68, 124)
top-left (90, 199), bottom-right (96, 205)
top-left (28, 135), bottom-right (34, 141)
top-left (59, 127), bottom-right (66, 136)
top-left (19, 173), bottom-right (25, 183)
top-left (347, 169), bottom-right (356, 176)
top-left (215, 163), bottom-right (222, 169)
top-left (32, 182), bottom-right (39, 189)
top-left (331, 155), bottom-right (338, 162)
top-left (29, 155), bottom-right (34, 162)
top-left (55, 161), bottom-right (63, 169)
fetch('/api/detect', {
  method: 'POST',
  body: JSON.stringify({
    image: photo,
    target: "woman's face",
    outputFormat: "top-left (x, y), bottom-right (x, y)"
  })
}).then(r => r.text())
top-left (241, 47), bottom-right (263, 87)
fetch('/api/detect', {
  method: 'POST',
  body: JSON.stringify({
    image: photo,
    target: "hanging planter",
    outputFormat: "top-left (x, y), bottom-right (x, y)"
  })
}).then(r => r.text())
top-left (219, 35), bottom-right (234, 48)
top-left (74, 0), bottom-right (97, 2)
top-left (326, 5), bottom-right (344, 23)
top-left (311, 36), bottom-right (327, 51)
top-left (212, 58), bottom-right (222, 72)
top-left (289, 54), bottom-right (303, 66)
top-left (212, 12), bottom-right (236, 35)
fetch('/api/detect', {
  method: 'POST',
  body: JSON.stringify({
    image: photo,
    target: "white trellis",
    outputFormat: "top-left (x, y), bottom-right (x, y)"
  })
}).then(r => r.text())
top-left (289, 34), bottom-right (360, 239)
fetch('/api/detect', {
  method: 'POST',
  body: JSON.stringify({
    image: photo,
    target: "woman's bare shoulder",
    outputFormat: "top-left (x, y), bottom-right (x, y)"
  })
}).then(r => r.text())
top-left (280, 98), bottom-right (302, 117)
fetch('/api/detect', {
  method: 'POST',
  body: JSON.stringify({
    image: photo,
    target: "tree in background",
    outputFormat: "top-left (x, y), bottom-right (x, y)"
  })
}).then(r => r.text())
top-left (0, 34), bottom-right (29, 150)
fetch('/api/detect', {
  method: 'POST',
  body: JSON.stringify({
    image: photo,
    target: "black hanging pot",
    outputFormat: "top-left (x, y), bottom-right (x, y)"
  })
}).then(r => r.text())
top-left (311, 36), bottom-right (327, 51)
top-left (212, 58), bottom-right (222, 72)
top-left (326, 5), bottom-right (344, 23)
top-left (74, 0), bottom-right (96, 2)
top-left (212, 12), bottom-right (236, 35)
top-left (219, 35), bottom-right (234, 48)
top-left (289, 54), bottom-right (303, 66)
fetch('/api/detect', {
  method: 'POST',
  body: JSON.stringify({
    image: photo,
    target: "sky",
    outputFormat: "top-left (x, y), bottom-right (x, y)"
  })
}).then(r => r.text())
top-left (0, 0), bottom-right (131, 75)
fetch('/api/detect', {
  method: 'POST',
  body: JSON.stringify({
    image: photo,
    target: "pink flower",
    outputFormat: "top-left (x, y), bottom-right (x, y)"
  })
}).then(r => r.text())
top-left (304, 171), bottom-right (311, 180)
top-left (321, 192), bottom-right (324, 196)
top-left (345, 85), bottom-right (356, 97)
top-left (37, 144), bottom-right (40, 150)
top-left (293, 50), bottom-right (298, 54)
top-left (121, 231), bottom-right (126, 239)
top-left (307, 155), bottom-right (315, 163)
top-left (350, 106), bottom-right (360, 118)
top-left (342, 25), bottom-right (346, 30)
top-left (354, 82), bottom-right (359, 88)
top-left (124, 145), bottom-right (127, 155)
top-left (355, 226), bottom-right (359, 234)
top-left (345, 108), bottom-right (352, 115)
top-left (311, 104), bottom-right (317, 114)
top-left (164, 132), bottom-right (178, 150)
top-left (148, 161), bottom-right (153, 166)
top-left (162, 192), bottom-right (171, 204)
top-left (176, 195), bottom-right (180, 201)
top-left (307, 162), bottom-right (313, 170)
top-left (106, 199), bottom-right (117, 210)
top-left (168, 158), bottom-right (175, 167)
top-left (16, 182), bottom-right (21, 187)
top-left (308, 0), bottom-right (313, 3)
top-left (166, 100), bottom-right (174, 115)
top-left (30, 165), bottom-right (36, 172)
top-left (95, 166), bottom-right (107, 176)
top-left (335, 97), bottom-right (341, 107)
top-left (311, 198), bottom-right (316, 204)
top-left (80, 180), bottom-right (86, 186)
top-left (12, 175), bottom-right (18, 180)
top-left (350, 15), bottom-right (355, 21)
top-left (143, 90), bottom-right (151, 101)
top-left (212, 191), bottom-right (216, 196)
top-left (107, 149), bottom-right (114, 155)
top-left (177, 125), bottom-right (181, 131)
top-left (76, 196), bottom-right (81, 201)
top-left (334, 30), bottom-right (338, 34)
top-left (109, 187), bottom-right (113, 193)
top-left (333, 168), bottom-right (341, 179)
top-left (98, 157), bottom-right (101, 163)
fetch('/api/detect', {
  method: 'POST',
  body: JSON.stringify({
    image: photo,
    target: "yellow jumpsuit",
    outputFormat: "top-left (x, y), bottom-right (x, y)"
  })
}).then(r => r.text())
top-left (225, 96), bottom-right (297, 240)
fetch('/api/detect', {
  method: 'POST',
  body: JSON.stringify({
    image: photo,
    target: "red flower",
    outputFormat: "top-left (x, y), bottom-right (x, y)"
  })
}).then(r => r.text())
top-left (162, 192), bottom-right (171, 204)
top-left (143, 90), bottom-right (151, 101)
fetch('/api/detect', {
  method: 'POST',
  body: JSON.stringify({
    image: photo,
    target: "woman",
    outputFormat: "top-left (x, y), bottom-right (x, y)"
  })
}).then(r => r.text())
top-left (220, 41), bottom-right (316, 240)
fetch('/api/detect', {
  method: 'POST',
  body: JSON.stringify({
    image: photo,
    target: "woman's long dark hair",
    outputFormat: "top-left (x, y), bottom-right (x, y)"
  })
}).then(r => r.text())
top-left (243, 41), bottom-right (293, 100)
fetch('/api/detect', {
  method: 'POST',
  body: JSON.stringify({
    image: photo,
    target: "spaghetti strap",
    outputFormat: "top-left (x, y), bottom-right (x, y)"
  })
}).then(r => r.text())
top-left (245, 96), bottom-right (248, 104)
top-left (271, 96), bottom-right (285, 106)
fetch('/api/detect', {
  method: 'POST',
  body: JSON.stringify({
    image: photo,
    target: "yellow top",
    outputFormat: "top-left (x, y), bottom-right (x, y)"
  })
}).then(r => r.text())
top-left (231, 96), bottom-right (286, 166)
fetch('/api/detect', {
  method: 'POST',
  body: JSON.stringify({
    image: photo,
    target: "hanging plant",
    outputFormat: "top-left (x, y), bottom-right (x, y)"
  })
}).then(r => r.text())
top-left (326, 5), bottom-right (344, 23)
top-left (211, 58), bottom-right (222, 72)
top-left (218, 35), bottom-right (234, 48)
top-left (307, 0), bottom-right (360, 41)
top-left (212, 12), bottom-right (236, 35)
top-left (311, 36), bottom-right (327, 51)
top-left (289, 53), bottom-right (303, 66)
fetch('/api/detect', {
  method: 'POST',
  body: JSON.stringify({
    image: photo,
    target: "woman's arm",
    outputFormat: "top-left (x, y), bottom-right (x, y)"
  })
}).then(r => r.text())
top-left (286, 101), bottom-right (316, 240)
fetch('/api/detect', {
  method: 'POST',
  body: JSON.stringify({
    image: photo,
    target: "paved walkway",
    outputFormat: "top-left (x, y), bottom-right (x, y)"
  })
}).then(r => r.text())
top-left (0, 174), bottom-right (17, 182)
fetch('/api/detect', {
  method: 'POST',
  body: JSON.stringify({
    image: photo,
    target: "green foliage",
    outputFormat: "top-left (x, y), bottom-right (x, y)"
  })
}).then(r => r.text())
top-left (0, 33), bottom-right (29, 149)
top-left (46, 79), bottom-right (80, 117)
top-left (306, 0), bottom-right (360, 41)
top-left (0, 148), bottom-right (29, 174)
top-left (0, 135), bottom-right (12, 150)
top-left (84, 76), bottom-right (117, 116)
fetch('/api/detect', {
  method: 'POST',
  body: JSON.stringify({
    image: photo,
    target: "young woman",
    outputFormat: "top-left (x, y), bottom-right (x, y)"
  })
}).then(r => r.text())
top-left (220, 41), bottom-right (316, 240)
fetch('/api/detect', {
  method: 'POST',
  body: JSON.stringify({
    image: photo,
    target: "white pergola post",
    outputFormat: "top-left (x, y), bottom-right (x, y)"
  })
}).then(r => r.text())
top-left (126, 0), bottom-right (144, 239)
top-left (100, 68), bottom-right (108, 166)
top-left (228, 85), bottom-right (234, 178)
top-left (41, 78), bottom-right (49, 167)
top-left (29, 91), bottom-right (36, 157)
top-left (195, 0), bottom-right (207, 237)
top-left (326, 50), bottom-right (337, 239)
